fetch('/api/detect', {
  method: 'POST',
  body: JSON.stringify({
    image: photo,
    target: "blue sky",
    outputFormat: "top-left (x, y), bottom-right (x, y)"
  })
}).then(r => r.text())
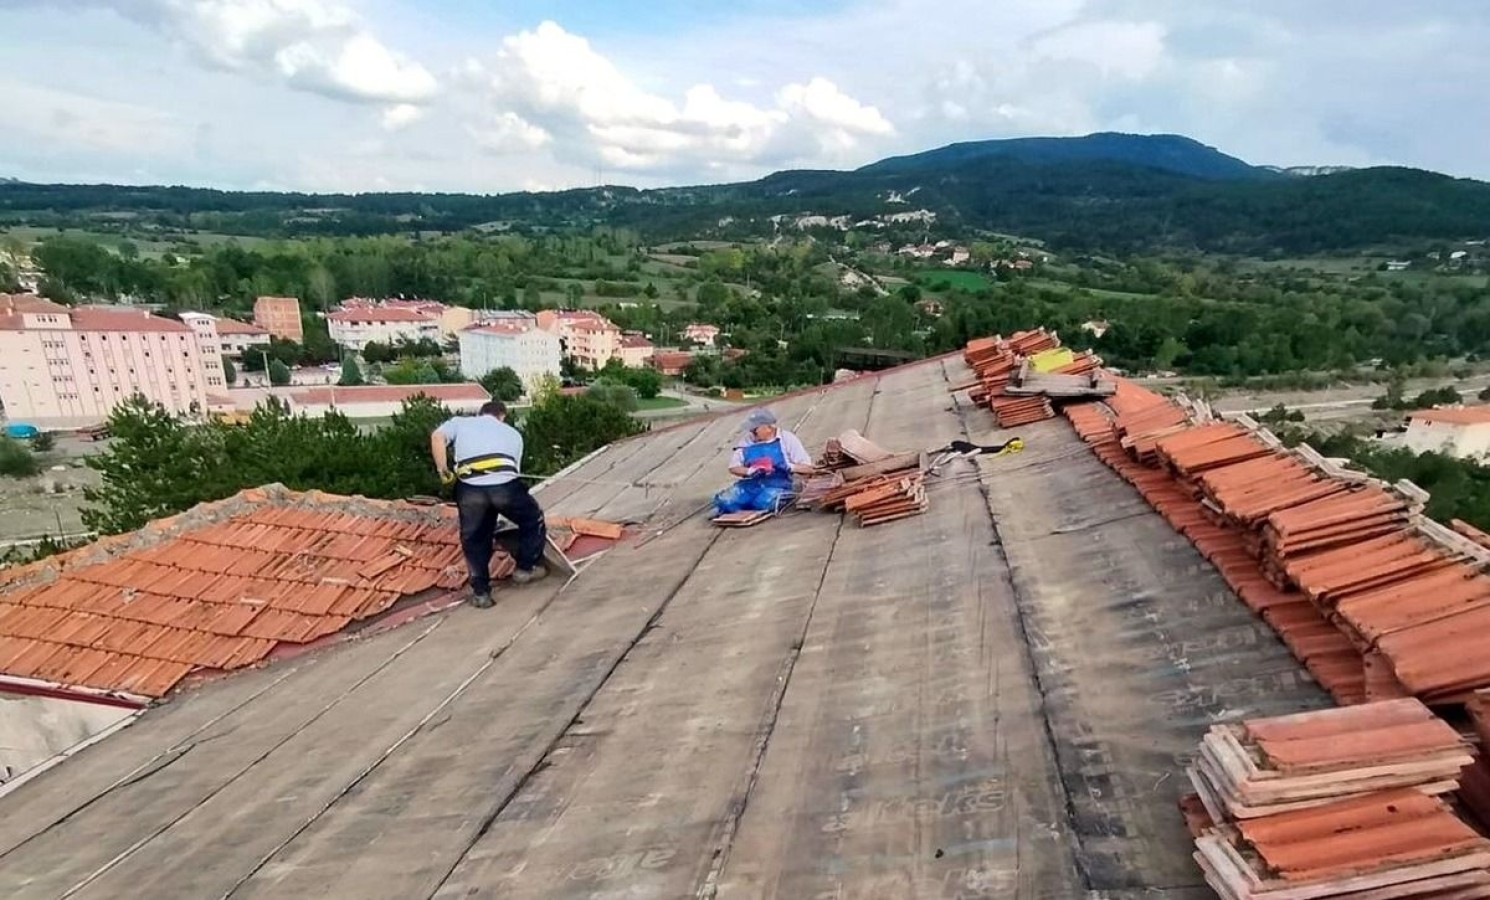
top-left (1, 0), bottom-right (1487, 192)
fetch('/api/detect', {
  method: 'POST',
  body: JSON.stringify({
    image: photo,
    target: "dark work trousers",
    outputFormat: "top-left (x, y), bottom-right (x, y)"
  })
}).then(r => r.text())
top-left (456, 479), bottom-right (547, 593)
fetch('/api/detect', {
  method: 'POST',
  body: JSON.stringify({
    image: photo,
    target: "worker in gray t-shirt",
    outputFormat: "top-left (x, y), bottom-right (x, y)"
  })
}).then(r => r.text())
top-left (430, 400), bottom-right (548, 607)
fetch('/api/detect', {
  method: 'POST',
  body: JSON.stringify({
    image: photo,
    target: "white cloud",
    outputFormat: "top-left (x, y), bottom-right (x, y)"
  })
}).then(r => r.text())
top-left (1029, 21), bottom-right (1169, 80)
top-left (31, 0), bottom-right (437, 106)
top-left (468, 112), bottom-right (552, 154)
top-left (463, 21), bottom-right (894, 175)
top-left (381, 103), bottom-right (423, 131)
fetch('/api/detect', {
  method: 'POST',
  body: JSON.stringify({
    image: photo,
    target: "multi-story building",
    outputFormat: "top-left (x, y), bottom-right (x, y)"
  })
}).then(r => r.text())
top-left (617, 332), bottom-right (655, 368)
top-left (325, 307), bottom-right (441, 351)
top-left (253, 296), bottom-right (303, 343)
top-left (180, 312), bottom-right (271, 360)
top-left (458, 322), bottom-right (562, 391)
top-left (535, 310), bottom-right (622, 370)
top-left (0, 294), bottom-right (217, 427)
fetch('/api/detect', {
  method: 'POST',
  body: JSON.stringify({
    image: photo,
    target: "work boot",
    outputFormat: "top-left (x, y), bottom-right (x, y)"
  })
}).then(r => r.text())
top-left (469, 591), bottom-right (495, 609)
top-left (511, 565), bottom-right (548, 585)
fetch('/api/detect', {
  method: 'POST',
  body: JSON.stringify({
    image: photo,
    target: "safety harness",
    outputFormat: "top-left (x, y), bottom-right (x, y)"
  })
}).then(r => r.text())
top-left (453, 452), bottom-right (519, 482)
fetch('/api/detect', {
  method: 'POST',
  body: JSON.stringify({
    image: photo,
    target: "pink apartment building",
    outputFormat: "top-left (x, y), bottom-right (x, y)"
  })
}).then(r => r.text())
top-left (535, 310), bottom-right (623, 370)
top-left (0, 294), bottom-right (218, 427)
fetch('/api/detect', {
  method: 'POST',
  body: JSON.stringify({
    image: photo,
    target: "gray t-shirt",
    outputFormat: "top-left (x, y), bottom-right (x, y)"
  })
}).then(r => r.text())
top-left (436, 415), bottom-right (524, 486)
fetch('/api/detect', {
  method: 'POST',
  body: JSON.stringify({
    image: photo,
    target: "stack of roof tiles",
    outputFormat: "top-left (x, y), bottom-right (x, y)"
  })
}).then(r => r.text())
top-left (1186, 701), bottom-right (1490, 899)
top-left (0, 487), bottom-right (480, 699)
top-left (961, 330), bottom-right (1106, 428)
top-left (1187, 699), bottom-right (1473, 822)
top-left (1064, 378), bottom-right (1490, 709)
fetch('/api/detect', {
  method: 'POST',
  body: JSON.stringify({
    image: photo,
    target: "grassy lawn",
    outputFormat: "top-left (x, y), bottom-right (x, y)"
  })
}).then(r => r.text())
top-left (636, 396), bottom-right (689, 411)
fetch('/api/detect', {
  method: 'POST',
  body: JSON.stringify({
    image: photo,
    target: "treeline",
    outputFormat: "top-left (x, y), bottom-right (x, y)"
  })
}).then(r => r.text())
top-left (30, 231), bottom-right (644, 313)
top-left (83, 390), bottom-right (644, 535)
top-left (8, 160), bottom-right (1490, 252)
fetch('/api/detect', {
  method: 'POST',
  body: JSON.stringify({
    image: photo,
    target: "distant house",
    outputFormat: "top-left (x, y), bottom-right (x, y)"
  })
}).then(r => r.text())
top-left (945, 247), bottom-right (971, 267)
top-left (649, 350), bottom-right (695, 377)
top-left (1403, 407), bottom-right (1490, 459)
top-left (617, 332), bottom-right (656, 368)
top-left (1385, 260), bottom-right (1411, 272)
top-left (682, 323), bottom-right (721, 346)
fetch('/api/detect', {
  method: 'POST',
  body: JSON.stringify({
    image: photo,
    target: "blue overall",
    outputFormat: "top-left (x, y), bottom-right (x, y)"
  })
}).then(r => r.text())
top-left (713, 438), bottom-right (794, 514)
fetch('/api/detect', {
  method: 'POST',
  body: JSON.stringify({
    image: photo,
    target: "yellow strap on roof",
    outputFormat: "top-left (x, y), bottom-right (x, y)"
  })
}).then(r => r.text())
top-left (1030, 348), bottom-right (1075, 372)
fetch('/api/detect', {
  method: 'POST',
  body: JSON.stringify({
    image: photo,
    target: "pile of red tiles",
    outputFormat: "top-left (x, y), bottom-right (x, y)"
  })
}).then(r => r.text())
top-left (1067, 382), bottom-right (1490, 709)
top-left (0, 489), bottom-right (485, 699)
top-left (1188, 700), bottom-right (1490, 898)
top-left (962, 330), bottom-right (1102, 428)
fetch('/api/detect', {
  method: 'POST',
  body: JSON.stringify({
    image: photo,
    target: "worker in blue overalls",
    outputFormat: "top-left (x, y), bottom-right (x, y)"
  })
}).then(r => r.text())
top-left (713, 408), bottom-right (816, 515)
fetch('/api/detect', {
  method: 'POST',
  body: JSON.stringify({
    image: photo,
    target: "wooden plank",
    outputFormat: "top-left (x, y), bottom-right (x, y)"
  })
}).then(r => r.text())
top-left (837, 451), bottom-right (925, 482)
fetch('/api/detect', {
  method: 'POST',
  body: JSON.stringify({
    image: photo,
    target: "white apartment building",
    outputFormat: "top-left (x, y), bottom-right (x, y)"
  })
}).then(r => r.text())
top-left (180, 312), bottom-right (271, 360)
top-left (326, 307), bottom-right (441, 351)
top-left (459, 323), bottom-right (562, 391)
top-left (0, 293), bottom-right (218, 427)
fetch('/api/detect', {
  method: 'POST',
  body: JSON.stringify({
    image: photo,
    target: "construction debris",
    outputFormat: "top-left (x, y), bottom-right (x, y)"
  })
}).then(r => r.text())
top-left (808, 432), bottom-right (927, 527)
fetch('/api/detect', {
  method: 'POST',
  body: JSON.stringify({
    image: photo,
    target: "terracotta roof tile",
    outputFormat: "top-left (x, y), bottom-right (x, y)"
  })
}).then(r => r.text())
top-left (0, 488), bottom-right (497, 699)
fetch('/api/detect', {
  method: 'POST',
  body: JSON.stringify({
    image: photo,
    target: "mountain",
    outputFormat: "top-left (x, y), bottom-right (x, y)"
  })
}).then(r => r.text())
top-left (3, 133), bottom-right (1489, 254)
top-left (858, 132), bottom-right (1273, 181)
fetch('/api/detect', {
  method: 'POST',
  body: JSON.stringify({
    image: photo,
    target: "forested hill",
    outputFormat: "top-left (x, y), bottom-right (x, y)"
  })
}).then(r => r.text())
top-left (4, 133), bottom-right (1490, 253)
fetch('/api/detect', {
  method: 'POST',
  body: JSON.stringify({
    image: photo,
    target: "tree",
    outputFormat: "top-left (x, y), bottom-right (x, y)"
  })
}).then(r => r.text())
top-left (30, 430), bottom-right (56, 452)
top-left (338, 356), bottom-right (365, 386)
top-left (0, 436), bottom-right (39, 477)
top-left (479, 366), bottom-right (525, 402)
top-left (585, 380), bottom-right (639, 413)
top-left (268, 359), bottom-right (292, 386)
top-left (82, 396), bottom-right (227, 534)
top-left (222, 358), bottom-right (237, 385)
top-left (520, 392), bottom-right (645, 475)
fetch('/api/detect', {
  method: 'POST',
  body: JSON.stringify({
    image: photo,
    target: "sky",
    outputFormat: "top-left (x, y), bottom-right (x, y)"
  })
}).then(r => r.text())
top-left (1, 0), bottom-right (1487, 193)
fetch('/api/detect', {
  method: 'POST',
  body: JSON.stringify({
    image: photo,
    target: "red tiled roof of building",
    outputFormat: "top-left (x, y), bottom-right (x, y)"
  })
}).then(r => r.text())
top-left (0, 487), bottom-right (482, 699)
top-left (68, 308), bottom-right (195, 333)
top-left (289, 383), bottom-right (489, 406)
top-left (620, 333), bottom-right (654, 349)
top-left (214, 316), bottom-right (268, 335)
top-left (326, 307), bottom-right (435, 323)
top-left (1409, 407), bottom-right (1490, 426)
top-left (651, 351), bottom-right (694, 370)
